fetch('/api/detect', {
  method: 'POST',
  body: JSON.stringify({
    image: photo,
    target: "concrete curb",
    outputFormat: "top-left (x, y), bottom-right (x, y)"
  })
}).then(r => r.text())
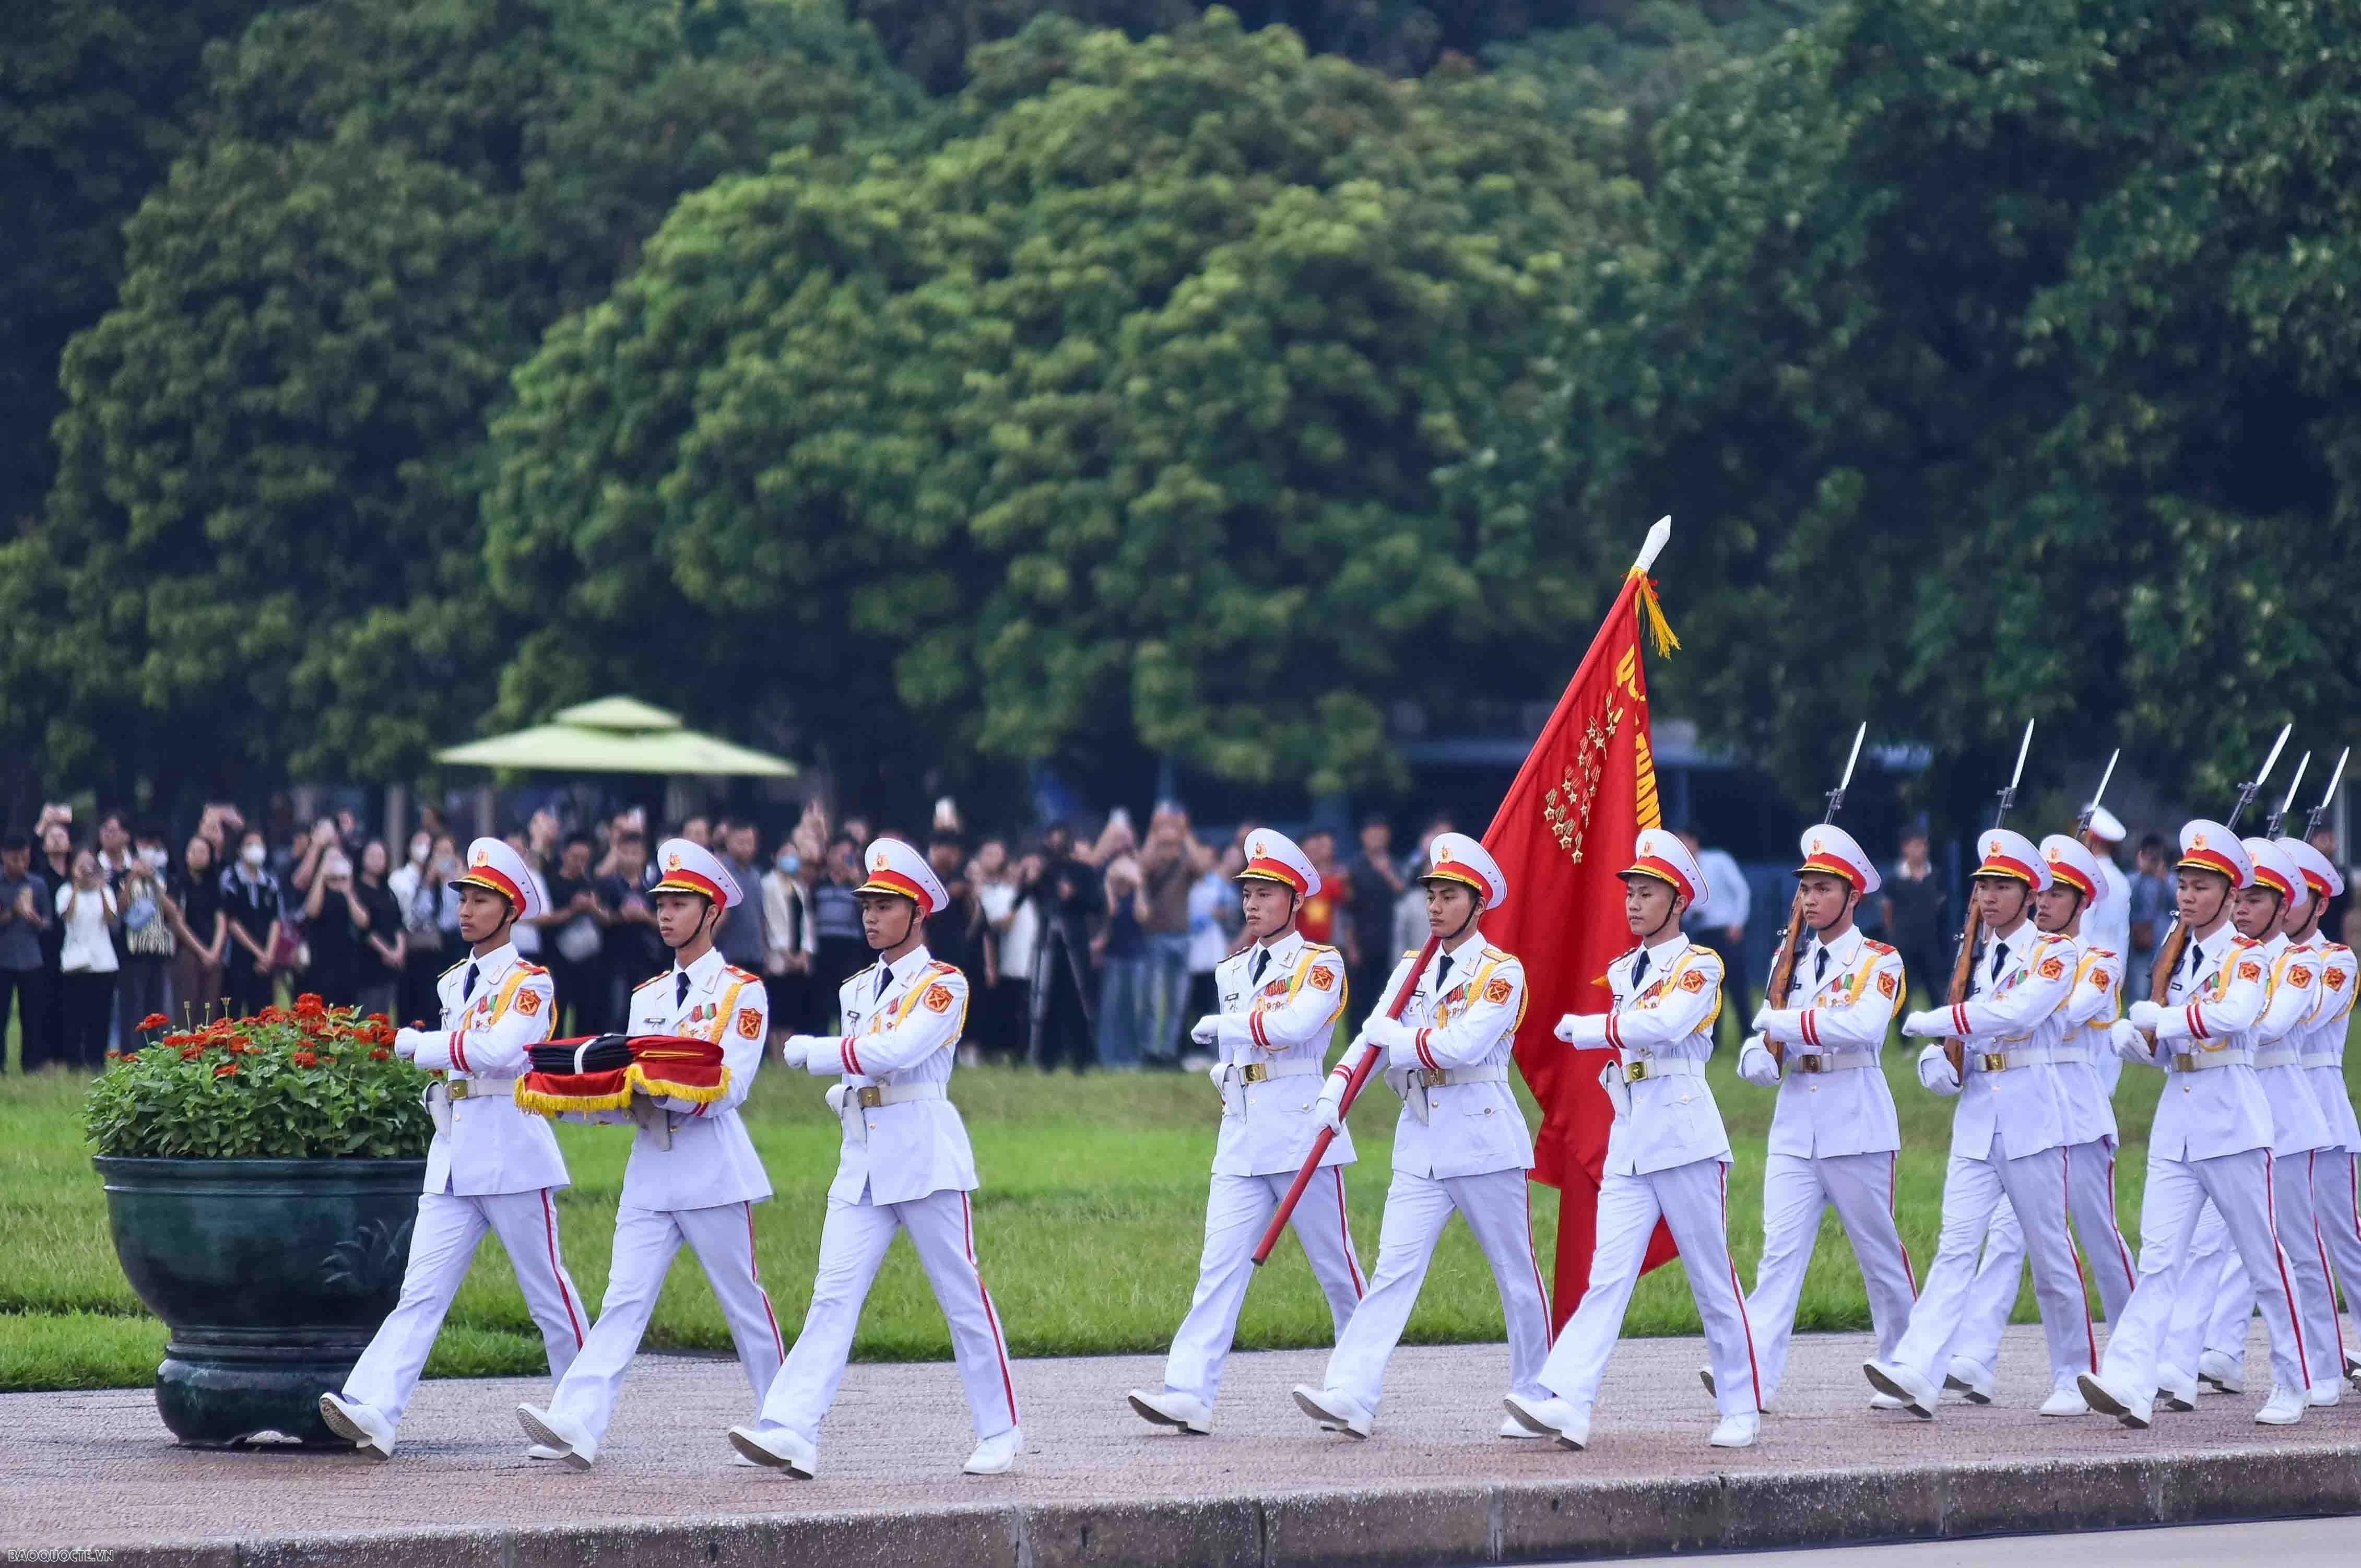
top-left (90, 1444), bottom-right (2361, 1567)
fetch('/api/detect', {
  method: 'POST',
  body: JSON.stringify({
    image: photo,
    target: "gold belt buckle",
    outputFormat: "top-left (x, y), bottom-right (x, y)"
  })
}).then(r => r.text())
top-left (855, 1086), bottom-right (884, 1109)
top-left (1795, 1053), bottom-right (1823, 1074)
top-left (447, 1080), bottom-right (475, 1101)
top-left (1238, 1063), bottom-right (1271, 1084)
top-left (2172, 1052), bottom-right (2197, 1073)
top-left (1417, 1068), bottom-right (1447, 1089)
top-left (1980, 1052), bottom-right (2006, 1073)
top-left (1624, 1060), bottom-right (1649, 1083)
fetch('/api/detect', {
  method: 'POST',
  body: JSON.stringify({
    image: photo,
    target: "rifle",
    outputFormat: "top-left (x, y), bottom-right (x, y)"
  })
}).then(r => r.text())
top-left (1941, 720), bottom-right (2035, 1076)
top-left (1761, 721), bottom-right (1868, 1067)
top-left (2144, 723), bottom-right (2292, 1015)
top-left (2304, 747), bottom-right (2349, 845)
top-left (2076, 749), bottom-right (2120, 842)
top-left (2264, 751), bottom-right (2311, 840)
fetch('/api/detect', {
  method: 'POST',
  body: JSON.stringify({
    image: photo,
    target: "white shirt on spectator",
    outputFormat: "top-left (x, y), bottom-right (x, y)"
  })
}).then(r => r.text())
top-left (1693, 845), bottom-right (1751, 932)
top-left (1185, 868), bottom-right (1235, 973)
top-left (999, 890), bottom-right (1041, 983)
top-left (57, 881), bottom-right (120, 973)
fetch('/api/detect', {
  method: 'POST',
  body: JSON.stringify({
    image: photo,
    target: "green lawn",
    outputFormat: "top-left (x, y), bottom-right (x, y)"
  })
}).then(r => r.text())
top-left (3, 1017), bottom-right (2353, 1392)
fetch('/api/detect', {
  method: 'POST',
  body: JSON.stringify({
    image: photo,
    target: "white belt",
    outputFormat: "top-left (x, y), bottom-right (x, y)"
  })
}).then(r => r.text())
top-left (1968, 1045), bottom-right (2055, 1072)
top-left (1786, 1048), bottom-right (1877, 1075)
top-left (2250, 1046), bottom-right (2303, 1070)
top-left (444, 1077), bottom-right (516, 1101)
top-left (1223, 1058), bottom-right (1321, 1084)
top-left (1622, 1056), bottom-right (1703, 1084)
top-left (2048, 1046), bottom-right (2091, 1066)
top-left (2169, 1046), bottom-right (2252, 1072)
top-left (2299, 1053), bottom-right (2343, 1070)
top-left (1413, 1063), bottom-right (1507, 1089)
top-left (831, 1079), bottom-right (946, 1141)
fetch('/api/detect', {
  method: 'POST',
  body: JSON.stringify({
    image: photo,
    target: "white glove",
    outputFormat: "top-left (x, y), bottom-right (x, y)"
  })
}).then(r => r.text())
top-left (1915, 1041), bottom-right (1961, 1094)
top-left (2127, 999), bottom-right (2163, 1034)
top-left (778, 1034), bottom-right (818, 1070)
top-left (392, 1027), bottom-right (427, 1059)
top-left (1736, 1035), bottom-right (1782, 1087)
top-left (2110, 1018), bottom-right (2154, 1064)
top-left (1899, 1008), bottom-right (1947, 1039)
top-left (1364, 1017), bottom-right (1412, 1053)
top-left (1189, 1013), bottom-right (1223, 1046)
top-left (1750, 1003), bottom-right (1777, 1034)
top-left (1312, 1072), bottom-right (1348, 1134)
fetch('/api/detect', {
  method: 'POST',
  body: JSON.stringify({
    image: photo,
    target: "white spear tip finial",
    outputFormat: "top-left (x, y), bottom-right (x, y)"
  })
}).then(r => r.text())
top-left (1632, 516), bottom-right (1672, 575)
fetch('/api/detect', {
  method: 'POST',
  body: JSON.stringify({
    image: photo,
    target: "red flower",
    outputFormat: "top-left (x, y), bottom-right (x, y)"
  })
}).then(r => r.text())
top-left (214, 1062), bottom-right (239, 1079)
top-left (106, 1050), bottom-right (121, 1059)
top-left (138, 1013), bottom-right (170, 1031)
top-left (294, 993), bottom-right (326, 1015)
top-left (369, 1048), bottom-right (391, 1060)
top-left (365, 1012), bottom-right (389, 1024)
top-left (180, 1046), bottom-right (205, 1061)
top-left (120, 1052), bottom-right (139, 1064)
top-left (292, 1049), bottom-right (318, 1068)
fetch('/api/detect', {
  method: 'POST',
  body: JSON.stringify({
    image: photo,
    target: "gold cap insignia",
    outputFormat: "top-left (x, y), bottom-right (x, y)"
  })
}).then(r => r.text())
top-left (2191, 832), bottom-right (2207, 849)
top-left (666, 851), bottom-right (682, 869)
top-left (471, 846), bottom-right (489, 865)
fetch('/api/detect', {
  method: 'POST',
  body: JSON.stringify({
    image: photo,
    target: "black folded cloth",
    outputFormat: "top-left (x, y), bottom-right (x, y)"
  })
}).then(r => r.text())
top-left (528, 1034), bottom-right (633, 1074)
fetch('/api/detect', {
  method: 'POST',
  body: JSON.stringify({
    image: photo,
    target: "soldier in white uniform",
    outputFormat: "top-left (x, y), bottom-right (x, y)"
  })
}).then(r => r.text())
top-left (733, 838), bottom-right (1021, 1479)
top-left (1729, 826), bottom-right (1914, 1412)
top-left (2081, 821), bottom-right (2311, 1428)
top-left (1936, 834), bottom-right (2138, 1407)
top-left (1288, 834), bottom-right (1551, 1440)
top-left (2283, 839), bottom-right (2361, 1390)
top-left (1875, 829), bottom-right (2098, 1419)
top-left (1128, 830), bottom-right (1364, 1435)
top-left (518, 839), bottom-right (783, 1467)
top-left (320, 839), bottom-right (584, 1460)
top-left (2165, 836), bottom-right (2343, 1407)
top-left (1505, 829), bottom-right (1762, 1452)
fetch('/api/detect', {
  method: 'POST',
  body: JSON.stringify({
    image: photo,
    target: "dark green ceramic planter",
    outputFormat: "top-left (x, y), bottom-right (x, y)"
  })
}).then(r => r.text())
top-left (93, 1156), bottom-right (426, 1448)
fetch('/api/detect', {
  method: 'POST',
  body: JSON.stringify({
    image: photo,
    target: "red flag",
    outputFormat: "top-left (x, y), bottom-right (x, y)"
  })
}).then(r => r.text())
top-left (1480, 564), bottom-right (1678, 1329)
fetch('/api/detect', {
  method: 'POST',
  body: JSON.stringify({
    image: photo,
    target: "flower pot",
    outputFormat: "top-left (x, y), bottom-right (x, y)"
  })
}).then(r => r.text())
top-left (93, 1156), bottom-right (426, 1448)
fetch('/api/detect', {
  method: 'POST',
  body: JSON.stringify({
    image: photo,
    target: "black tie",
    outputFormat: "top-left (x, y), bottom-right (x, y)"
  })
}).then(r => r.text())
top-left (1630, 950), bottom-right (1648, 989)
top-left (1989, 941), bottom-right (2008, 983)
top-left (876, 964), bottom-right (892, 999)
top-left (1814, 946), bottom-right (1829, 985)
top-left (1250, 949), bottom-right (1269, 987)
top-left (1438, 953), bottom-right (1456, 994)
top-left (463, 963), bottom-right (479, 1002)
top-left (675, 971), bottom-right (689, 1008)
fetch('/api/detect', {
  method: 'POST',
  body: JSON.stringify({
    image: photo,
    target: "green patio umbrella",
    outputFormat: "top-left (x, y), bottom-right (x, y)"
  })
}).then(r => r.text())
top-left (435, 696), bottom-right (796, 776)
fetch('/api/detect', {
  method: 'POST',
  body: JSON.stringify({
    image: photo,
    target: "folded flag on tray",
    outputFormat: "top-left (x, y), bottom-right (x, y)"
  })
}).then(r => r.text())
top-left (515, 1034), bottom-right (730, 1116)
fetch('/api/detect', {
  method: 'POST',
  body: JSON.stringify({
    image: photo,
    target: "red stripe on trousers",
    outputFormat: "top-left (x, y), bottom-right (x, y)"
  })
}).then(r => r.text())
top-left (2062, 1146), bottom-right (2095, 1371)
top-left (962, 1193), bottom-right (1020, 1426)
top-left (541, 1188), bottom-right (583, 1346)
top-left (747, 1204), bottom-right (784, 1361)
top-left (1335, 1168), bottom-right (1364, 1296)
top-left (1891, 1150), bottom-right (1919, 1295)
top-left (1720, 1164), bottom-right (1764, 1412)
top-left (1523, 1177), bottom-right (1553, 1345)
top-left (2311, 1152), bottom-right (2346, 1365)
top-left (2263, 1156), bottom-right (2309, 1377)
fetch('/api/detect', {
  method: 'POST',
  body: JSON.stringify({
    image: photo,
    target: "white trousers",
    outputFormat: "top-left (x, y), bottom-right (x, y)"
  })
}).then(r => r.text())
top-left (1887, 1146), bottom-right (2093, 1391)
top-left (755, 1187), bottom-right (1019, 1443)
top-left (2100, 1150), bottom-right (2306, 1396)
top-left (1161, 1167), bottom-right (1365, 1408)
top-left (2185, 1152), bottom-right (2344, 1386)
top-left (1745, 1150), bottom-right (1918, 1401)
top-left (1940, 1138), bottom-right (2136, 1378)
top-left (1540, 1157), bottom-right (1758, 1419)
top-left (547, 1201), bottom-right (784, 1445)
top-left (2314, 1150), bottom-right (2361, 1367)
top-left (343, 1188), bottom-right (586, 1425)
top-left (1320, 1166), bottom-right (1552, 1412)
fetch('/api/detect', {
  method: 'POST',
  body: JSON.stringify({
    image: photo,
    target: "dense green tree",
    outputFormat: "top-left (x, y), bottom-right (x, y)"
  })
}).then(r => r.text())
top-left (1492, 0), bottom-right (2361, 808)
top-left (487, 11), bottom-right (1638, 793)
top-left (4, 0), bottom-right (934, 798)
top-left (0, 1), bottom-right (271, 534)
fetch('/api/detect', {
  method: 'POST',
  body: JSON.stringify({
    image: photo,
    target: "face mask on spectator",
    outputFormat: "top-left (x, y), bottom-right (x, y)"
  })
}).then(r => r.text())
top-left (409, 835), bottom-right (431, 863)
top-left (776, 851), bottom-right (799, 874)
top-left (141, 846), bottom-right (169, 870)
top-left (241, 844), bottom-right (267, 868)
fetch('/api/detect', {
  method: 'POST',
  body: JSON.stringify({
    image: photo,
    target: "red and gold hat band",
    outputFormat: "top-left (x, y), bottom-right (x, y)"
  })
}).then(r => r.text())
top-left (1972, 853), bottom-right (2038, 886)
top-left (1796, 855), bottom-right (1864, 893)
top-left (1622, 857), bottom-right (1695, 904)
top-left (2253, 864), bottom-right (2295, 898)
top-left (1422, 863), bottom-right (1493, 900)
top-left (1239, 858), bottom-right (1308, 895)
top-left (454, 866), bottom-right (524, 910)
top-left (2177, 848), bottom-right (2240, 882)
top-left (652, 869), bottom-right (725, 902)
top-left (2048, 864), bottom-right (2096, 899)
top-left (857, 868), bottom-right (927, 903)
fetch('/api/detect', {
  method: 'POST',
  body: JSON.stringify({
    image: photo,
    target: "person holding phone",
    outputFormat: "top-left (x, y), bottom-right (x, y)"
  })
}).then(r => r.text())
top-left (222, 828), bottom-right (285, 1016)
top-left (55, 850), bottom-right (120, 1069)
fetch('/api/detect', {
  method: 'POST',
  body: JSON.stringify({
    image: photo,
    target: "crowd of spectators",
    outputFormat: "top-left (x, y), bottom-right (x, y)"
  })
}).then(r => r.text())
top-left (8, 792), bottom-right (2346, 1075)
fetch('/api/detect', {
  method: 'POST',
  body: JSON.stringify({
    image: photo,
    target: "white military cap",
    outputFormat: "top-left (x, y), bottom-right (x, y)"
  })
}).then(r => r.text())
top-left (1795, 823), bottom-right (1881, 897)
top-left (856, 836), bottom-right (949, 915)
top-left (448, 836), bottom-right (544, 921)
top-left (1237, 828), bottom-right (1320, 900)
top-left (2283, 837), bottom-right (2345, 901)
top-left (650, 837), bottom-right (744, 907)
top-left (2083, 805), bottom-right (2127, 844)
top-left (1621, 828), bottom-right (1706, 915)
top-left (2177, 820), bottom-right (2252, 888)
top-left (1973, 828), bottom-right (2050, 890)
top-left (1421, 831), bottom-right (1507, 910)
top-left (2038, 834), bottom-right (2105, 903)
top-left (2240, 836), bottom-right (2300, 902)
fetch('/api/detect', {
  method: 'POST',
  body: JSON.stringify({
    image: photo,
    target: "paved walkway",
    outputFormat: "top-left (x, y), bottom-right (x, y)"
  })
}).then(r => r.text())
top-left (2, 1323), bottom-right (2355, 1551)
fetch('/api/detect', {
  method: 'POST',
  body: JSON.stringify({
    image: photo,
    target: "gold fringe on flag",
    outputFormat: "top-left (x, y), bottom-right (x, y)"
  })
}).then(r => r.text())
top-left (625, 1063), bottom-right (731, 1105)
top-left (1628, 569), bottom-right (1681, 657)
top-left (512, 1078), bottom-right (636, 1116)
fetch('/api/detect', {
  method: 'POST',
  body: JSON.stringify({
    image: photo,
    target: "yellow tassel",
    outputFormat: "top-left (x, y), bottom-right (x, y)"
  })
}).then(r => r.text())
top-left (625, 1064), bottom-right (731, 1104)
top-left (1627, 569), bottom-right (1680, 656)
top-left (513, 1083), bottom-right (636, 1117)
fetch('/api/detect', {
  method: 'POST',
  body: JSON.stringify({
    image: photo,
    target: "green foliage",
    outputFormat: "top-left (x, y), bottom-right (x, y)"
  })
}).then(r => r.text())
top-left (5, 0), bottom-right (934, 796)
top-left (1482, 0), bottom-right (2361, 806)
top-left (487, 10), bottom-right (1634, 794)
top-left (84, 998), bottom-right (431, 1159)
top-left (0, 1), bottom-right (273, 533)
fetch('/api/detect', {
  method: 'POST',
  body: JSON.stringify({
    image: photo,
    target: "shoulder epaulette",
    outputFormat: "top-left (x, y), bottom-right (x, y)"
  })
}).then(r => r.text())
top-left (723, 963), bottom-right (760, 983)
top-left (925, 960), bottom-right (959, 977)
top-left (515, 961), bottom-right (548, 976)
top-left (1482, 945), bottom-right (1515, 963)
top-left (1609, 945), bottom-right (1639, 968)
top-left (1304, 942), bottom-right (1339, 956)
top-left (631, 970), bottom-right (670, 993)
top-left (438, 956), bottom-right (469, 981)
top-left (2230, 934), bottom-right (2259, 948)
top-left (1862, 939), bottom-right (1897, 956)
top-left (846, 960), bottom-right (880, 986)
top-left (1401, 948), bottom-right (1421, 961)
top-left (1682, 943), bottom-right (1722, 964)
top-left (2083, 946), bottom-right (2119, 960)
